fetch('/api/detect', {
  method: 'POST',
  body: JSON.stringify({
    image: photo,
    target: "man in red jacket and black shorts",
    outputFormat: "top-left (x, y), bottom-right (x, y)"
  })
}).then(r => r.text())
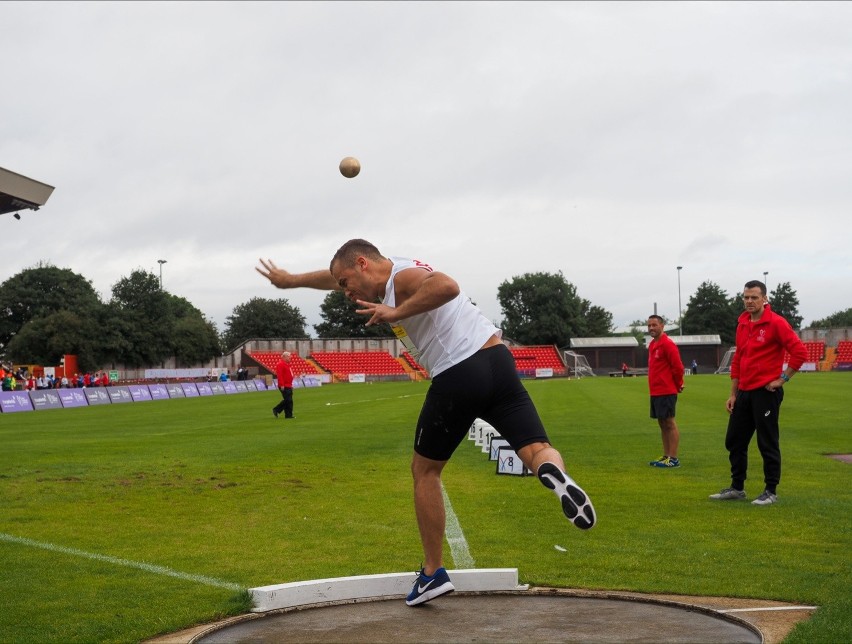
top-left (710, 280), bottom-right (807, 505)
top-left (647, 314), bottom-right (685, 468)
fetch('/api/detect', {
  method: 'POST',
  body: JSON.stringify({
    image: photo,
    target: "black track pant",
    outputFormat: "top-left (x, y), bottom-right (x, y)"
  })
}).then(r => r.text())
top-left (273, 387), bottom-right (294, 418)
top-left (725, 386), bottom-right (784, 491)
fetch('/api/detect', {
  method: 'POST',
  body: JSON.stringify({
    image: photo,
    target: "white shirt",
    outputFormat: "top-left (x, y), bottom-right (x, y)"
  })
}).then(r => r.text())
top-left (382, 257), bottom-right (499, 377)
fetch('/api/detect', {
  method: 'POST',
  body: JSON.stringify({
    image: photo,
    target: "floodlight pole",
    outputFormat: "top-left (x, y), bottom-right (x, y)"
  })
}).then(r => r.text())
top-left (158, 259), bottom-right (167, 289)
top-left (763, 271), bottom-right (768, 289)
top-left (677, 266), bottom-right (683, 336)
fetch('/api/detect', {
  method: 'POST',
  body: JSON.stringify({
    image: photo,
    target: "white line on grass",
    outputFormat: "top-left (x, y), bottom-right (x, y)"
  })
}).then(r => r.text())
top-left (0, 532), bottom-right (244, 591)
top-left (324, 393), bottom-right (426, 406)
top-left (440, 483), bottom-right (475, 569)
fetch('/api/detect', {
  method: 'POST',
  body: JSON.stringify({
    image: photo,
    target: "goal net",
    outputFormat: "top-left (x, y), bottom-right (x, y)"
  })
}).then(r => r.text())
top-left (715, 347), bottom-right (735, 374)
top-left (563, 351), bottom-right (596, 378)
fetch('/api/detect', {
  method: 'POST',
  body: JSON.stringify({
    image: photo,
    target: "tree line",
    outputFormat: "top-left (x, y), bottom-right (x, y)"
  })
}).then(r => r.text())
top-left (1, 264), bottom-right (846, 371)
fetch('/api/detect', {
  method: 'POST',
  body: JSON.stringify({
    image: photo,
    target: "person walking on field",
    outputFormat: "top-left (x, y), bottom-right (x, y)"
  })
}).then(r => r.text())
top-left (272, 351), bottom-right (295, 419)
top-left (256, 239), bottom-right (596, 607)
top-left (646, 315), bottom-right (684, 468)
top-left (710, 281), bottom-right (807, 505)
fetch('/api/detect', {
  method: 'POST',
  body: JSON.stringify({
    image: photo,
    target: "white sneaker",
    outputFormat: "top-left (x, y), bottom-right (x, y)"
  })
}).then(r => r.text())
top-left (752, 490), bottom-right (777, 505)
top-left (709, 487), bottom-right (746, 500)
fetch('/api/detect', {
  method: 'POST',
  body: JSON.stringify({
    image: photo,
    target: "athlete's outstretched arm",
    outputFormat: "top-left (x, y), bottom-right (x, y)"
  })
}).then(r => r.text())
top-left (355, 268), bottom-right (460, 326)
top-left (256, 258), bottom-right (340, 291)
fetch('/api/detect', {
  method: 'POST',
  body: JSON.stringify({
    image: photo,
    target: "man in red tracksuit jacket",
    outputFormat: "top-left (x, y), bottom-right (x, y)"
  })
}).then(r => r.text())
top-left (647, 315), bottom-right (685, 468)
top-left (710, 280), bottom-right (807, 506)
top-left (272, 352), bottom-right (295, 419)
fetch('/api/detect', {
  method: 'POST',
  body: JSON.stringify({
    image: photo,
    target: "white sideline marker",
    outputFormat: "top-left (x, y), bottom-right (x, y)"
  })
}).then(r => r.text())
top-left (1, 532), bottom-right (243, 591)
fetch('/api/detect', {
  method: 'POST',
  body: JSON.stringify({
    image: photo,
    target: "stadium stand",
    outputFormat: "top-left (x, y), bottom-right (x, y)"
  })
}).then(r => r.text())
top-left (784, 341), bottom-right (825, 367)
top-left (246, 345), bottom-right (566, 380)
top-left (310, 351), bottom-right (407, 377)
top-left (401, 351), bottom-right (429, 378)
top-left (508, 346), bottom-right (567, 377)
top-left (834, 340), bottom-right (852, 367)
top-left (246, 352), bottom-right (321, 375)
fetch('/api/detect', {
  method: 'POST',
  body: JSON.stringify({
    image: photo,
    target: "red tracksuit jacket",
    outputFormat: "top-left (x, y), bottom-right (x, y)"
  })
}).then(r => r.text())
top-left (730, 304), bottom-right (807, 391)
top-left (648, 332), bottom-right (684, 396)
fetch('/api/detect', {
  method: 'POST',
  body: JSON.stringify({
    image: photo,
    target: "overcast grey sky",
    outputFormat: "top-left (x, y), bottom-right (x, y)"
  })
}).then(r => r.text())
top-left (3, 1), bottom-right (850, 336)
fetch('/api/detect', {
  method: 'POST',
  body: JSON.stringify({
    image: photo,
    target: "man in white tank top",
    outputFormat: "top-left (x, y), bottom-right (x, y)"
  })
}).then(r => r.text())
top-left (257, 239), bottom-right (596, 606)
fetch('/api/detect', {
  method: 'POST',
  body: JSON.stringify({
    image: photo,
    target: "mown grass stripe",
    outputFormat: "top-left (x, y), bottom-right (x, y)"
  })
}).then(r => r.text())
top-left (0, 532), bottom-right (244, 591)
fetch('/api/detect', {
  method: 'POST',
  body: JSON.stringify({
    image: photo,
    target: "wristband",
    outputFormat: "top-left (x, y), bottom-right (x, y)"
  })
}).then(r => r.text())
top-left (780, 373), bottom-right (790, 382)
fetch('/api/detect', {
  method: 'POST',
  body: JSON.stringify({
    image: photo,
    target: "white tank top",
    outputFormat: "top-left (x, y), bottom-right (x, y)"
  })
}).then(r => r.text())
top-left (383, 257), bottom-right (500, 377)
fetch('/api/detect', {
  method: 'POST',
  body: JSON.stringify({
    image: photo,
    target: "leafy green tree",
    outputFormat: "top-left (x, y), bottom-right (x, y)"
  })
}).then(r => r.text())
top-left (498, 271), bottom-right (610, 346)
top-left (681, 281), bottom-right (740, 345)
top-left (5, 310), bottom-right (103, 372)
top-left (808, 308), bottom-right (852, 328)
top-left (166, 295), bottom-right (221, 366)
top-left (581, 303), bottom-right (614, 337)
top-left (222, 297), bottom-right (308, 349)
top-left (768, 282), bottom-right (803, 330)
top-left (0, 264), bottom-right (103, 357)
top-left (108, 270), bottom-right (174, 367)
top-left (171, 316), bottom-right (222, 367)
top-left (314, 291), bottom-right (394, 338)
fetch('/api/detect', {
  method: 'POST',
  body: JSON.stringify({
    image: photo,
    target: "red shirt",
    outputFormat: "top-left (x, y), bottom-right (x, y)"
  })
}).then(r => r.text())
top-left (731, 304), bottom-right (806, 391)
top-left (276, 359), bottom-right (294, 388)
top-left (648, 332), bottom-right (684, 396)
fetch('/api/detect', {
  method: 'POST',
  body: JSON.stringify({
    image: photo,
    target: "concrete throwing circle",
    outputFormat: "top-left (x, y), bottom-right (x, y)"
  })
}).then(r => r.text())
top-left (195, 593), bottom-right (762, 643)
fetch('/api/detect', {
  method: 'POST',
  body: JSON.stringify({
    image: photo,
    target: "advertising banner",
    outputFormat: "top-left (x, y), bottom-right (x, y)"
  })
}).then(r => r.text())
top-left (128, 385), bottom-right (153, 402)
top-left (166, 383), bottom-right (185, 398)
top-left (209, 382), bottom-right (225, 395)
top-left (107, 386), bottom-right (133, 404)
top-left (85, 388), bottom-right (112, 406)
top-left (59, 389), bottom-right (89, 409)
top-left (30, 390), bottom-right (64, 410)
top-left (180, 383), bottom-right (200, 397)
top-left (148, 384), bottom-right (169, 400)
top-left (222, 382), bottom-right (238, 394)
top-left (295, 376), bottom-right (322, 388)
top-left (196, 383), bottom-right (214, 396)
top-left (0, 391), bottom-right (34, 413)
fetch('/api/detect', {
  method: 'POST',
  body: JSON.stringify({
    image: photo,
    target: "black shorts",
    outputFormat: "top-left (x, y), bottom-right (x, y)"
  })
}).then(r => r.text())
top-left (414, 344), bottom-right (550, 461)
top-left (650, 394), bottom-right (678, 419)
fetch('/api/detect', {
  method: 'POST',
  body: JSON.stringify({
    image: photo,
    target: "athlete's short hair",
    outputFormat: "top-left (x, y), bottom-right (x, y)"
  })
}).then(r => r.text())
top-left (648, 314), bottom-right (665, 325)
top-left (330, 239), bottom-right (384, 272)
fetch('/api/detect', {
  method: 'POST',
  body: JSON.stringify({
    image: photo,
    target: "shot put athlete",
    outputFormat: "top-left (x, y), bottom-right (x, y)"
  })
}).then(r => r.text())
top-left (257, 239), bottom-right (596, 606)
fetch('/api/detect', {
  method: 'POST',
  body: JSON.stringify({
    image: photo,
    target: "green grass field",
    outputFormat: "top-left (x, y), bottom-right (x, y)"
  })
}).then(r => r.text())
top-left (1, 374), bottom-right (850, 643)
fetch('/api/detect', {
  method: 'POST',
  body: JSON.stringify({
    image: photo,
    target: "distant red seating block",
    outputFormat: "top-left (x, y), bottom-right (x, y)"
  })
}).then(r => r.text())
top-left (784, 341), bottom-right (825, 366)
top-left (246, 351), bottom-right (319, 375)
top-left (310, 351), bottom-right (406, 376)
top-left (402, 351), bottom-right (428, 377)
top-left (835, 340), bottom-right (852, 365)
top-left (509, 346), bottom-right (566, 375)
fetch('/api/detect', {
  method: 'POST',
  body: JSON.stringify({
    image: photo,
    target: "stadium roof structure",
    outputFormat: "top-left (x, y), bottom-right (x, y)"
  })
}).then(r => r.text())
top-left (669, 334), bottom-right (722, 345)
top-left (0, 166), bottom-right (55, 217)
top-left (570, 336), bottom-right (639, 348)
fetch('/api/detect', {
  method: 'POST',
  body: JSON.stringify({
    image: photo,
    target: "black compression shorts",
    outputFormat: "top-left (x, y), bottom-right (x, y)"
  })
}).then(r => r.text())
top-left (414, 344), bottom-right (550, 461)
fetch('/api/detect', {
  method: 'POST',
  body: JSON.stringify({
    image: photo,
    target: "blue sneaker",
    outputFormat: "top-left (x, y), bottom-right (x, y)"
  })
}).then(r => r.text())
top-left (405, 567), bottom-right (455, 606)
top-left (537, 462), bottom-right (596, 530)
top-left (651, 456), bottom-right (680, 468)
